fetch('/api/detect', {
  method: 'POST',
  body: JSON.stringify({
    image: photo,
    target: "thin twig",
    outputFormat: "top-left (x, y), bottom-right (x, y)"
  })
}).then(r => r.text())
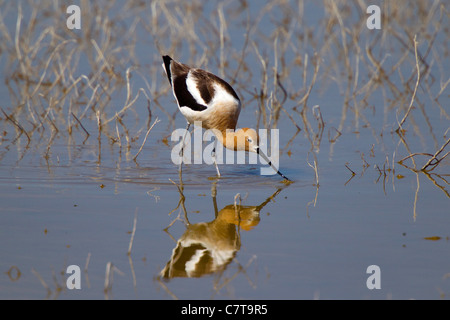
top-left (397, 35), bottom-right (420, 131)
top-left (399, 152), bottom-right (434, 163)
top-left (71, 112), bottom-right (90, 139)
top-left (421, 137), bottom-right (450, 171)
top-left (31, 268), bottom-right (51, 297)
top-left (104, 262), bottom-right (124, 294)
top-left (1, 107), bottom-right (31, 144)
top-left (133, 117), bottom-right (160, 161)
top-left (127, 208), bottom-right (138, 255)
top-left (345, 164), bottom-right (356, 176)
top-left (84, 253), bottom-right (91, 272)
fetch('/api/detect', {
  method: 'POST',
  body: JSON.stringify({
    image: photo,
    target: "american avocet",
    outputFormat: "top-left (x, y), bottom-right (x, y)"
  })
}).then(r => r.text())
top-left (162, 55), bottom-right (290, 181)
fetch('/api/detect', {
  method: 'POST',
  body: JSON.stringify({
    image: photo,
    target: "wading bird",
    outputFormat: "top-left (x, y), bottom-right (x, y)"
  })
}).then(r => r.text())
top-left (162, 55), bottom-right (290, 181)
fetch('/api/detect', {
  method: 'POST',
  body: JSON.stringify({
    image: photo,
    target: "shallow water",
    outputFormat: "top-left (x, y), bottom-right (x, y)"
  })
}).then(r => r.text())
top-left (0, 1), bottom-right (449, 299)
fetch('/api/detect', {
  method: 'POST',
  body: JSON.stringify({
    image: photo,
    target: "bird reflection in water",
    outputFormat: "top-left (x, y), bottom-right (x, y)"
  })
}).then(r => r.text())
top-left (160, 182), bottom-right (285, 280)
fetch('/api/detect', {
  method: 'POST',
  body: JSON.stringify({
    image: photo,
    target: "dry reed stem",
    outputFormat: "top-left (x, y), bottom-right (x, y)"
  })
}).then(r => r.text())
top-left (31, 267), bottom-right (51, 297)
top-left (345, 164), bottom-right (356, 176)
top-left (298, 53), bottom-right (320, 113)
top-left (421, 138), bottom-right (450, 171)
top-left (104, 262), bottom-right (124, 294)
top-left (84, 252), bottom-right (91, 272)
top-left (307, 152), bottom-right (319, 187)
top-left (127, 208), bottom-right (138, 255)
top-left (398, 137), bottom-right (449, 172)
top-left (71, 112), bottom-right (90, 140)
top-left (166, 178), bottom-right (189, 229)
top-left (1, 107), bottom-right (31, 145)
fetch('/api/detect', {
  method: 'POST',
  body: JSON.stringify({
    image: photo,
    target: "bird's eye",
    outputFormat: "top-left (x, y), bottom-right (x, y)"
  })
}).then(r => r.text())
top-left (247, 138), bottom-right (252, 143)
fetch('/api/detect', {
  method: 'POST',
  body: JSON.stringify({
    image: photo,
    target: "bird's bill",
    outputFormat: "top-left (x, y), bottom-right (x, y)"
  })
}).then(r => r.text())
top-left (256, 148), bottom-right (290, 181)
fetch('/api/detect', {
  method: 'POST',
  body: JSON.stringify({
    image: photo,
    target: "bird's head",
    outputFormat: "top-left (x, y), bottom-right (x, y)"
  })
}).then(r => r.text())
top-left (235, 128), bottom-right (259, 153)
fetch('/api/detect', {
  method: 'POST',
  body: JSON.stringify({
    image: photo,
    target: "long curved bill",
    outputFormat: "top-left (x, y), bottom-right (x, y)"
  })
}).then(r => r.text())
top-left (256, 148), bottom-right (291, 182)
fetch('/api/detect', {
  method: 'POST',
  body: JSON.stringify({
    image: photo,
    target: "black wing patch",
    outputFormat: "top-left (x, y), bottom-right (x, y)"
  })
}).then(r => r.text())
top-left (162, 55), bottom-right (173, 83)
top-left (173, 74), bottom-right (208, 112)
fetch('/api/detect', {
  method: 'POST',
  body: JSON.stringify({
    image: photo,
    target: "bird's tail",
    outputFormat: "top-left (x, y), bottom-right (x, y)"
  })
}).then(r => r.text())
top-left (162, 55), bottom-right (173, 85)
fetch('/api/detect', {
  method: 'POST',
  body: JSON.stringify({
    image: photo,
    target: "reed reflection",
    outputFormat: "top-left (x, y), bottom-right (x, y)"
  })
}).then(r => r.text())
top-left (160, 182), bottom-right (284, 280)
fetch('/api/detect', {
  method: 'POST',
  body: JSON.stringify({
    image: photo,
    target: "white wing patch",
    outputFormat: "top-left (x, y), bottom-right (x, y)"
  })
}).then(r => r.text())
top-left (186, 71), bottom-right (207, 106)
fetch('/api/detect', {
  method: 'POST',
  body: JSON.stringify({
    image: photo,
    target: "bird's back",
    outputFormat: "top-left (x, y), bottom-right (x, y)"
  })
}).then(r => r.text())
top-left (162, 55), bottom-right (241, 131)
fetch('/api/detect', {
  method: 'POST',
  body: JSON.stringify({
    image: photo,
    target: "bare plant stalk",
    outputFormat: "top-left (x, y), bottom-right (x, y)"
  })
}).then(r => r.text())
top-left (127, 208), bottom-right (138, 255)
top-left (397, 137), bottom-right (449, 172)
top-left (397, 35), bottom-right (420, 131)
top-left (253, 42), bottom-right (268, 127)
top-left (104, 262), bottom-right (124, 294)
top-left (71, 112), bottom-right (90, 139)
top-left (299, 53), bottom-right (320, 113)
top-left (218, 3), bottom-right (226, 78)
top-left (115, 116), bottom-right (122, 148)
top-left (133, 117), bottom-right (160, 161)
top-left (116, 115), bottom-right (130, 150)
top-left (1, 107), bottom-right (31, 144)
top-left (399, 152), bottom-right (433, 163)
top-left (84, 252), bottom-right (91, 272)
top-left (31, 268), bottom-right (51, 297)
top-left (166, 178), bottom-right (189, 229)
top-left (307, 152), bottom-right (319, 187)
top-left (104, 262), bottom-right (112, 293)
top-left (345, 164), bottom-right (356, 176)
top-left (421, 137), bottom-right (450, 171)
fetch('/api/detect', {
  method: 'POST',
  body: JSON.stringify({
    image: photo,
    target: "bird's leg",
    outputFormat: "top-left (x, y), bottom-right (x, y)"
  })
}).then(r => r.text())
top-left (179, 122), bottom-right (191, 157)
top-left (179, 122), bottom-right (191, 175)
top-left (212, 136), bottom-right (221, 177)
